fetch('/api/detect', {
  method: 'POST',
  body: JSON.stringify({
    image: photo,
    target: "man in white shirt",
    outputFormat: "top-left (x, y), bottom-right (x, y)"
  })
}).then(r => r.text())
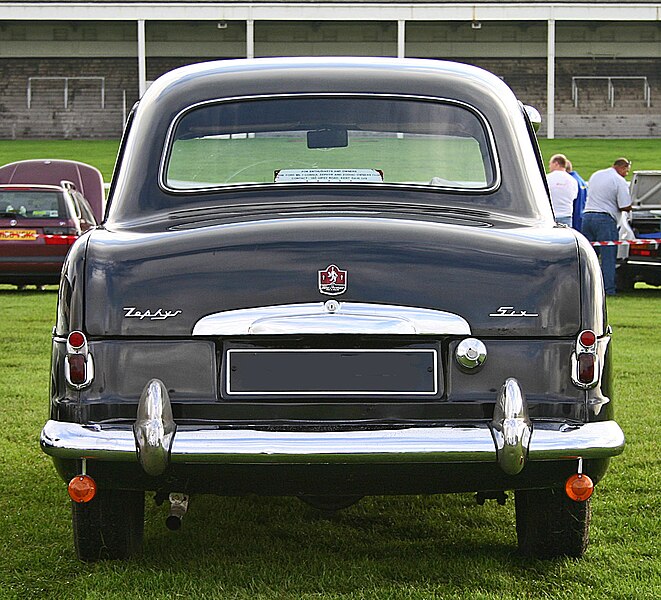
top-left (583, 158), bottom-right (633, 295)
top-left (546, 154), bottom-right (578, 227)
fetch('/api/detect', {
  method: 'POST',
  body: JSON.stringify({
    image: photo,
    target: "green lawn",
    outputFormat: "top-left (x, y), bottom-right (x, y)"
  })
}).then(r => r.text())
top-left (0, 286), bottom-right (659, 599)
top-left (0, 140), bottom-right (120, 182)
top-left (0, 137), bottom-right (660, 598)
top-left (0, 138), bottom-right (658, 185)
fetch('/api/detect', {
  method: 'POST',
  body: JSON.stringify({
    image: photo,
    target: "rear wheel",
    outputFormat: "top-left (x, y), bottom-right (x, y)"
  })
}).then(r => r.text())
top-left (72, 489), bottom-right (145, 561)
top-left (515, 488), bottom-right (591, 558)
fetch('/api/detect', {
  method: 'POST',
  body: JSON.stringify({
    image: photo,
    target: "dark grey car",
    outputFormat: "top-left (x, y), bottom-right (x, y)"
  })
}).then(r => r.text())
top-left (40, 57), bottom-right (624, 561)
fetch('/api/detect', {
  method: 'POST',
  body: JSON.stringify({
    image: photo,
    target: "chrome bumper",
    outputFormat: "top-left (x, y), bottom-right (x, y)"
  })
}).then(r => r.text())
top-left (41, 418), bottom-right (625, 463)
top-left (41, 378), bottom-right (625, 473)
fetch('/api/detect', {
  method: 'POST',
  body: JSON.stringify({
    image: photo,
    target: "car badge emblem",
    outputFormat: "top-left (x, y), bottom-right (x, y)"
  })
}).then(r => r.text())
top-left (489, 306), bottom-right (539, 318)
top-left (123, 307), bottom-right (183, 320)
top-left (318, 264), bottom-right (347, 296)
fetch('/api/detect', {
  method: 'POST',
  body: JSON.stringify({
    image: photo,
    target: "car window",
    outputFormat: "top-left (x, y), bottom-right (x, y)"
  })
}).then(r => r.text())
top-left (0, 190), bottom-right (65, 218)
top-left (164, 96), bottom-right (496, 192)
top-left (73, 192), bottom-right (97, 226)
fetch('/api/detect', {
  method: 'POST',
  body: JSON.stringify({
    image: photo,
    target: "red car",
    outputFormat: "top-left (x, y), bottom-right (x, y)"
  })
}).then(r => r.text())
top-left (0, 181), bottom-right (97, 288)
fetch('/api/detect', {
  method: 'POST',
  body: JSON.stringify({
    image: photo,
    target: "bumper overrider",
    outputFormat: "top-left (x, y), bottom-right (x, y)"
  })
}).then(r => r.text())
top-left (41, 378), bottom-right (624, 477)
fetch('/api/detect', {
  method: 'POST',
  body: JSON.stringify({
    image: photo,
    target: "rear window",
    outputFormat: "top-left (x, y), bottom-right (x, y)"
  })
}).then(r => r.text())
top-left (0, 190), bottom-right (66, 219)
top-left (164, 96), bottom-right (497, 192)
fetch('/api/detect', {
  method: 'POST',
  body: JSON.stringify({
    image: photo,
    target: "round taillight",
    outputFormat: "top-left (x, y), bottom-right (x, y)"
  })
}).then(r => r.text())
top-left (68, 474), bottom-right (97, 503)
top-left (565, 473), bottom-right (594, 502)
top-left (579, 330), bottom-right (596, 348)
top-left (68, 331), bottom-right (86, 349)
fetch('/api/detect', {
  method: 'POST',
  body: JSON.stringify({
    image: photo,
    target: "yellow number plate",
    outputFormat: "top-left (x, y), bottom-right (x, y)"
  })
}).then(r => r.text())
top-left (0, 229), bottom-right (38, 241)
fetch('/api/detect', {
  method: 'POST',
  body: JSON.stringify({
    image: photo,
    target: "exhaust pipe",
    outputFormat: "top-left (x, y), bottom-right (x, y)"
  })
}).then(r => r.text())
top-left (166, 492), bottom-right (189, 531)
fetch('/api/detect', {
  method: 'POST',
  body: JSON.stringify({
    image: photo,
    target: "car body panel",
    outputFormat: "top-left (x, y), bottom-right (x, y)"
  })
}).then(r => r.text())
top-left (81, 215), bottom-right (582, 338)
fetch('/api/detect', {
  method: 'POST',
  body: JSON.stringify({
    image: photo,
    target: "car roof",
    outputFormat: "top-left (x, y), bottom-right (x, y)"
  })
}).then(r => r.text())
top-left (0, 183), bottom-right (64, 192)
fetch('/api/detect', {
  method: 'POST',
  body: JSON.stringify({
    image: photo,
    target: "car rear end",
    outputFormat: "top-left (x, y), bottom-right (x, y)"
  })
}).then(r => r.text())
top-left (40, 57), bottom-right (624, 561)
top-left (0, 185), bottom-right (82, 287)
top-left (616, 171), bottom-right (661, 289)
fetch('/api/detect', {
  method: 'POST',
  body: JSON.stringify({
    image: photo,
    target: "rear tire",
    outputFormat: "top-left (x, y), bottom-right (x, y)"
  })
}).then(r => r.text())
top-left (72, 489), bottom-right (145, 561)
top-left (515, 488), bottom-right (591, 558)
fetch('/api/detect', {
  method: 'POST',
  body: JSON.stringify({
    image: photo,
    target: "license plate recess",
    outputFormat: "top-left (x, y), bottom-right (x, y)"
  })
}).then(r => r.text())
top-left (225, 347), bottom-right (439, 397)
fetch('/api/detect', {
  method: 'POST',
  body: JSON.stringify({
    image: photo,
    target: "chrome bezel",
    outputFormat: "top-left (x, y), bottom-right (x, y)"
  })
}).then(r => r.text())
top-left (455, 337), bottom-right (487, 370)
top-left (64, 352), bottom-right (94, 390)
top-left (571, 330), bottom-right (601, 390)
top-left (225, 347), bottom-right (439, 396)
top-left (571, 352), bottom-right (600, 390)
top-left (64, 332), bottom-right (94, 389)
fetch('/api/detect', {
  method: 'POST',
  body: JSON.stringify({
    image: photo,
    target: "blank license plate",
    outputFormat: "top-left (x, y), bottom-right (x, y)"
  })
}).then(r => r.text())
top-left (226, 348), bottom-right (438, 396)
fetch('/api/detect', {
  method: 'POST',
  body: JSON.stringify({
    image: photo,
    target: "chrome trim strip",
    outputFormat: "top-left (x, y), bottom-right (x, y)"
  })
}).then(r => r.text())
top-left (193, 302), bottom-right (471, 336)
top-left (40, 420), bottom-right (624, 465)
top-left (624, 260), bottom-right (661, 266)
top-left (225, 348), bottom-right (438, 396)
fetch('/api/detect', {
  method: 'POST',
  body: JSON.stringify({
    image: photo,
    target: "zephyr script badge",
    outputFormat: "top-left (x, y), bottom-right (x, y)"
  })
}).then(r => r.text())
top-left (123, 307), bottom-right (182, 320)
top-left (318, 264), bottom-right (347, 296)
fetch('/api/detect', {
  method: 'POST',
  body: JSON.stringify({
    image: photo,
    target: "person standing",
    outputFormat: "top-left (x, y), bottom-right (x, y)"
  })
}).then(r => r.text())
top-left (546, 154), bottom-right (578, 227)
top-left (582, 158), bottom-right (633, 295)
top-left (565, 159), bottom-right (588, 232)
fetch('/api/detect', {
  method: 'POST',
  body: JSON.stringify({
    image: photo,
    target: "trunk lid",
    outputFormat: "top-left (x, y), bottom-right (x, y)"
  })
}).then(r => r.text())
top-left (84, 214), bottom-right (581, 337)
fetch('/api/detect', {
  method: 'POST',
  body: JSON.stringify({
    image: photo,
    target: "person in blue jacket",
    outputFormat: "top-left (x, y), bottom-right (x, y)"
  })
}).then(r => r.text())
top-left (566, 159), bottom-right (588, 232)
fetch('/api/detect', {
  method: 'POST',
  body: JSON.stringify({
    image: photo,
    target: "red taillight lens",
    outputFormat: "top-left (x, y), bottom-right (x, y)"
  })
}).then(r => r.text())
top-left (42, 227), bottom-right (78, 245)
top-left (577, 352), bottom-right (595, 383)
top-left (630, 247), bottom-right (653, 257)
top-left (68, 474), bottom-right (97, 503)
top-left (43, 234), bottom-right (78, 245)
top-left (67, 354), bottom-right (87, 384)
top-left (579, 330), bottom-right (596, 348)
top-left (68, 331), bottom-right (86, 349)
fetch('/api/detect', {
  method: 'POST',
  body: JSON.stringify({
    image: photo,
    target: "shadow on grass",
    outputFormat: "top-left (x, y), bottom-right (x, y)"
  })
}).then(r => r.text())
top-left (0, 286), bottom-right (58, 296)
top-left (2, 486), bottom-right (603, 600)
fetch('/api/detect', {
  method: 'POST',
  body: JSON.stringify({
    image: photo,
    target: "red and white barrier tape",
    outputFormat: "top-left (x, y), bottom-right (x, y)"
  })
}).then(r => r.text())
top-left (591, 239), bottom-right (661, 247)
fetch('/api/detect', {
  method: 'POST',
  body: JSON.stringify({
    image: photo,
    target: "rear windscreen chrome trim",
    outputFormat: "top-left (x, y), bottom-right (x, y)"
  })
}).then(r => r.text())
top-left (158, 93), bottom-right (501, 195)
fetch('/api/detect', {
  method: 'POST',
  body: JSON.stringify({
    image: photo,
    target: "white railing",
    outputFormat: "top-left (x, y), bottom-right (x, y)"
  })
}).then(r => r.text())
top-left (571, 76), bottom-right (651, 109)
top-left (27, 76), bottom-right (105, 109)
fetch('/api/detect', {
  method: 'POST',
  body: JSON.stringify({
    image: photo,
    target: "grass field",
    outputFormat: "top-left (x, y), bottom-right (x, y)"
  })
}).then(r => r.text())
top-left (0, 138), bottom-right (659, 185)
top-left (0, 138), bottom-right (659, 598)
top-left (0, 286), bottom-right (658, 599)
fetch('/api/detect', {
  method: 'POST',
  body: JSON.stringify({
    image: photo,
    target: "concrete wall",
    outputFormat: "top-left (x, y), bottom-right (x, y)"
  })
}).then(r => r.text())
top-left (0, 20), bottom-right (659, 138)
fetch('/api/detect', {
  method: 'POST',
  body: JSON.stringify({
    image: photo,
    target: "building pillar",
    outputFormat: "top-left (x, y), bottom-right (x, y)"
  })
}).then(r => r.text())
top-left (397, 20), bottom-right (406, 58)
top-left (246, 19), bottom-right (255, 59)
top-left (138, 19), bottom-right (147, 97)
top-left (547, 18), bottom-right (555, 139)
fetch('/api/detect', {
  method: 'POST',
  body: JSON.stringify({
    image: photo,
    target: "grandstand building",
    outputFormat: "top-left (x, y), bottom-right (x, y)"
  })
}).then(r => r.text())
top-left (1, 1), bottom-right (660, 138)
